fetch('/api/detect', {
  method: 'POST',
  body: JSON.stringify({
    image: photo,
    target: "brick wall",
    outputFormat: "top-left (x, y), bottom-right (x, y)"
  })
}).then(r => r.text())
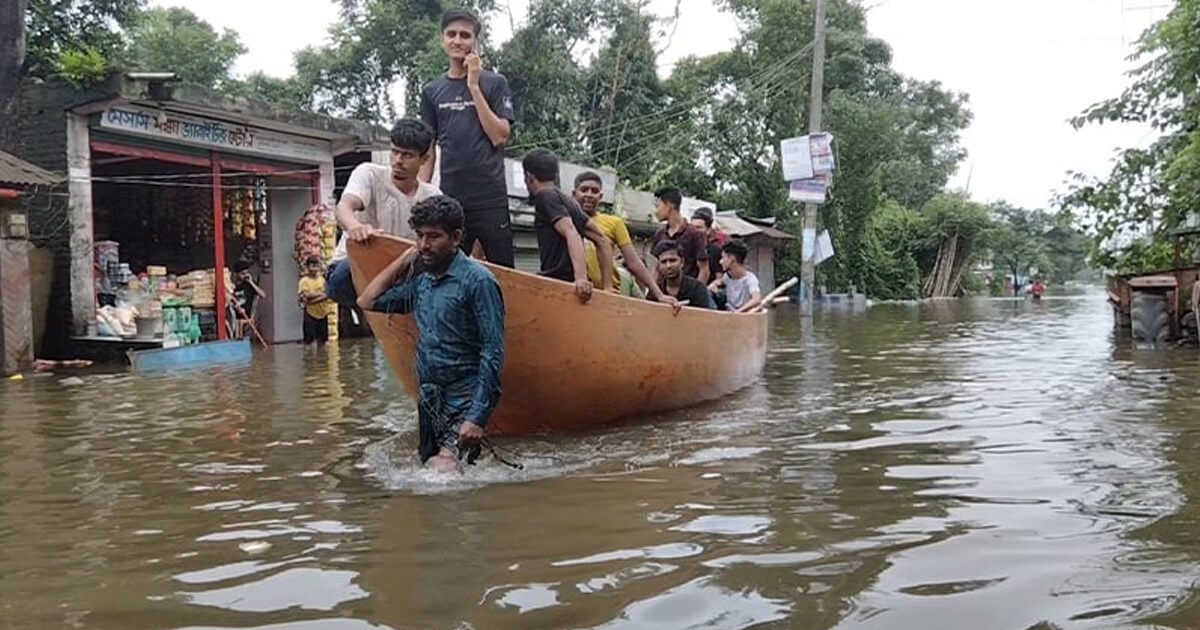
top-left (1, 82), bottom-right (80, 357)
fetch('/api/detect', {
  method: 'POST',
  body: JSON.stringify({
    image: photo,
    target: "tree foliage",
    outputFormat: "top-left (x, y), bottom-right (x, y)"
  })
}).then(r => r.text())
top-left (494, 0), bottom-right (599, 158)
top-left (580, 2), bottom-right (666, 184)
top-left (275, 0), bottom-right (495, 121)
top-left (990, 204), bottom-right (1050, 295)
top-left (126, 7), bottom-right (246, 89)
top-left (24, 0), bottom-right (143, 79)
top-left (1059, 0), bottom-right (1200, 272)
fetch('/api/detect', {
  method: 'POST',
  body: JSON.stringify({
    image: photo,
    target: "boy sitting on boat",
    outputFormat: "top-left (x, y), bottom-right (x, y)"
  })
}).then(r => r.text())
top-left (647, 240), bottom-right (715, 310)
top-left (710, 240), bottom-right (763, 313)
top-left (326, 119), bottom-right (442, 306)
top-left (572, 170), bottom-right (674, 304)
top-left (357, 195), bottom-right (505, 472)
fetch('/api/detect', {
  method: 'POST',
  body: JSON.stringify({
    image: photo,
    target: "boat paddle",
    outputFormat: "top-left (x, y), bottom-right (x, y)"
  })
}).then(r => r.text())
top-left (747, 276), bottom-right (800, 313)
top-left (225, 288), bottom-right (269, 347)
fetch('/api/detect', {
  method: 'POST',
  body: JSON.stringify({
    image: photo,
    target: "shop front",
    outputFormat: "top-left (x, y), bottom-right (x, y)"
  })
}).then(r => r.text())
top-left (5, 76), bottom-right (386, 352)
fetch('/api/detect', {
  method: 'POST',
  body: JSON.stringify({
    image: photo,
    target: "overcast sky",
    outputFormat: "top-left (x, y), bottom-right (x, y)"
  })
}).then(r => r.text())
top-left (152, 0), bottom-right (1168, 210)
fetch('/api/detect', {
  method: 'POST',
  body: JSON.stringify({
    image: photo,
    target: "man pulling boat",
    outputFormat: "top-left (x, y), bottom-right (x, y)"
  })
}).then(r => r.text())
top-left (358, 196), bottom-right (504, 472)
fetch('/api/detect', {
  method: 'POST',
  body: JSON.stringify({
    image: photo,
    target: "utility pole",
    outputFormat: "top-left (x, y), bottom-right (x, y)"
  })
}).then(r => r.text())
top-left (799, 0), bottom-right (827, 316)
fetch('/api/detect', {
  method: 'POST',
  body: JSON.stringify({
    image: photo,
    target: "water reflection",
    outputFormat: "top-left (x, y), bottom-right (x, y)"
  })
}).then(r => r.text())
top-left (2, 292), bottom-right (1200, 628)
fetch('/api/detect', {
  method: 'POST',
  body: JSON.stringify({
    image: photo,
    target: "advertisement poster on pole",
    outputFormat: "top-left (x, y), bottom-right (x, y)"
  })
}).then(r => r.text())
top-left (813, 230), bottom-right (834, 264)
top-left (801, 228), bottom-right (816, 263)
top-left (810, 133), bottom-right (835, 175)
top-left (788, 176), bottom-right (828, 204)
top-left (780, 136), bottom-right (814, 182)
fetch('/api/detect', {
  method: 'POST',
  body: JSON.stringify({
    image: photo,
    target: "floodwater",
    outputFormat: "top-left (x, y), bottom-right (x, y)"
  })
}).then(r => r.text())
top-left (4, 293), bottom-right (1200, 629)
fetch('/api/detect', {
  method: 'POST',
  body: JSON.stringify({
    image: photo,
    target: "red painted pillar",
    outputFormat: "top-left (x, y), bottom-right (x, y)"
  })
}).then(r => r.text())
top-left (310, 173), bottom-right (321, 206)
top-left (212, 154), bottom-right (227, 340)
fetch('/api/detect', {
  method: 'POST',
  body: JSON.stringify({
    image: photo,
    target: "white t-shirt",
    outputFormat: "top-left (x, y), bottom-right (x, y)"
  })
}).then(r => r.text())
top-left (724, 270), bottom-right (761, 311)
top-left (332, 163), bottom-right (441, 262)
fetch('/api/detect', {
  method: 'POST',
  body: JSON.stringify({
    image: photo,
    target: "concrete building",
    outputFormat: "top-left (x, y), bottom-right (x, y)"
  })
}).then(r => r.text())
top-left (3, 74), bottom-right (388, 353)
top-left (0, 150), bottom-right (62, 372)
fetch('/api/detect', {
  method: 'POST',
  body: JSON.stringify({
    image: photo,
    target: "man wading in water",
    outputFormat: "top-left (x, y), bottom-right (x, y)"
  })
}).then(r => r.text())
top-left (358, 196), bottom-right (505, 472)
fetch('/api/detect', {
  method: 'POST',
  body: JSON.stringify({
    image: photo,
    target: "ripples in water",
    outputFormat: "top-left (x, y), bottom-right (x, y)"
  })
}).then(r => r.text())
top-left (3, 294), bottom-right (1200, 628)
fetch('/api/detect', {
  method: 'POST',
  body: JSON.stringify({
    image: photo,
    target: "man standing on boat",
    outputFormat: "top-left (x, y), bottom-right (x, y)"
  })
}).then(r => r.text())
top-left (326, 119), bottom-right (441, 306)
top-left (572, 171), bottom-right (675, 304)
top-left (522, 149), bottom-right (615, 304)
top-left (357, 196), bottom-right (505, 472)
top-left (419, 8), bottom-right (517, 268)
top-left (650, 187), bottom-right (709, 285)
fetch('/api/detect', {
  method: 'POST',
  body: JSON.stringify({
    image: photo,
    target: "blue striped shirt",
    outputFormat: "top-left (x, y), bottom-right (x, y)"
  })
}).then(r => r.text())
top-left (372, 251), bottom-right (505, 426)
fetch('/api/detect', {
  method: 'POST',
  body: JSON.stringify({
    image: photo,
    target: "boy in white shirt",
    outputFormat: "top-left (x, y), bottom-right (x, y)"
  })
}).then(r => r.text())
top-left (325, 119), bottom-right (441, 305)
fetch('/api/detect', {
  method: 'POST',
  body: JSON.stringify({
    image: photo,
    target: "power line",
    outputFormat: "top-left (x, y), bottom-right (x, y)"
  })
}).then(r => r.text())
top-left (607, 44), bottom-right (813, 175)
top-left (505, 43), bottom-right (814, 154)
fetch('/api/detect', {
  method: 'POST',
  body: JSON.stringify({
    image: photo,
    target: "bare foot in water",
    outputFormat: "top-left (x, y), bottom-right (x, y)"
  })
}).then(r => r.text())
top-left (426, 454), bottom-right (460, 473)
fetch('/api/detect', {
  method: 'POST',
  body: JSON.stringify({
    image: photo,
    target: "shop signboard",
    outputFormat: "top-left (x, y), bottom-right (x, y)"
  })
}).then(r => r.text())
top-left (99, 106), bottom-right (332, 164)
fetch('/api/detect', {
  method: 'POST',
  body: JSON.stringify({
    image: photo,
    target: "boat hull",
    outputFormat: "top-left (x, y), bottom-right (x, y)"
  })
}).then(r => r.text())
top-left (348, 236), bottom-right (769, 435)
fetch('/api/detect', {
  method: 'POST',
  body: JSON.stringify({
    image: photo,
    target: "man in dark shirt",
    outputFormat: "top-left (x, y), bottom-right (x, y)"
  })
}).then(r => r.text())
top-left (357, 195), bottom-right (505, 473)
top-left (522, 148), bottom-right (614, 304)
top-left (230, 261), bottom-right (265, 339)
top-left (419, 8), bottom-right (517, 268)
top-left (690, 207), bottom-right (725, 284)
top-left (690, 206), bottom-right (727, 310)
top-left (646, 240), bottom-right (714, 310)
top-left (650, 187), bottom-right (709, 284)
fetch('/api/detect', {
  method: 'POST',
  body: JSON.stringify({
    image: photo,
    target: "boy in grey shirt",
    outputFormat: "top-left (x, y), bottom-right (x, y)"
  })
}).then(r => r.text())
top-left (711, 240), bottom-right (762, 312)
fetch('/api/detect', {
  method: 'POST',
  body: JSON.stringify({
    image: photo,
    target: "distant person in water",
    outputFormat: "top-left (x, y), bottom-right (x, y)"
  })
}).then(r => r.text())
top-left (298, 257), bottom-right (332, 346)
top-left (1031, 277), bottom-right (1046, 301)
top-left (358, 195), bottom-right (505, 472)
top-left (710, 240), bottom-right (762, 312)
top-left (647, 240), bottom-right (713, 311)
top-left (326, 119), bottom-right (441, 306)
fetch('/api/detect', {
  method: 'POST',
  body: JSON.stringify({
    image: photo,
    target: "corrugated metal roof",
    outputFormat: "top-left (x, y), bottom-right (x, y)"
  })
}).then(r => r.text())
top-left (0, 150), bottom-right (62, 187)
top-left (715, 211), bottom-right (794, 241)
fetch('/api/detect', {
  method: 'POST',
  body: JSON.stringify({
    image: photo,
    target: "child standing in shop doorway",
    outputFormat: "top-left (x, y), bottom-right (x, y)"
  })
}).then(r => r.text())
top-left (298, 256), bottom-right (332, 347)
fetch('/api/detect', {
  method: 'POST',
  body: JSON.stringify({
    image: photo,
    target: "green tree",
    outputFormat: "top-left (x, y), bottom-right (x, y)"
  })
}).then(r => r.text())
top-left (24, 0), bottom-right (144, 79)
top-left (918, 192), bottom-right (992, 297)
top-left (285, 0), bottom-right (495, 122)
top-left (682, 0), bottom-right (971, 294)
top-left (1042, 214), bottom-right (1090, 283)
top-left (581, 2), bottom-right (666, 184)
top-left (990, 204), bottom-right (1051, 295)
top-left (1060, 0), bottom-right (1200, 271)
top-left (494, 0), bottom-right (599, 158)
top-left (864, 199), bottom-right (926, 300)
top-left (227, 72), bottom-right (309, 110)
top-left (126, 7), bottom-right (246, 89)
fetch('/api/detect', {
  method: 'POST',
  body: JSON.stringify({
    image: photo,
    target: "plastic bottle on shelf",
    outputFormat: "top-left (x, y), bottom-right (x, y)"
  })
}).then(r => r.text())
top-left (188, 313), bottom-right (201, 345)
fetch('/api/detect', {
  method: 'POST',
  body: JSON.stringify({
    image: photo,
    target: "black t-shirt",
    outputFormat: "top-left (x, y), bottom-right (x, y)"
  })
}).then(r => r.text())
top-left (420, 71), bottom-right (516, 211)
top-left (651, 223), bottom-right (709, 279)
top-left (233, 280), bottom-right (257, 313)
top-left (648, 275), bottom-right (714, 309)
top-left (706, 241), bottom-right (723, 280)
top-left (533, 188), bottom-right (590, 282)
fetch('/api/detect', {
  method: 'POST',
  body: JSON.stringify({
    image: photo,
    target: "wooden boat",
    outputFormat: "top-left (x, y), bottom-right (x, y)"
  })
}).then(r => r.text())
top-left (347, 235), bottom-right (769, 435)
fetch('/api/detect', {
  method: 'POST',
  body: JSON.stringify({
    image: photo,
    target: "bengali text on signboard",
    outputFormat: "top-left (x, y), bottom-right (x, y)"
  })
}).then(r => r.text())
top-left (99, 106), bottom-right (331, 164)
